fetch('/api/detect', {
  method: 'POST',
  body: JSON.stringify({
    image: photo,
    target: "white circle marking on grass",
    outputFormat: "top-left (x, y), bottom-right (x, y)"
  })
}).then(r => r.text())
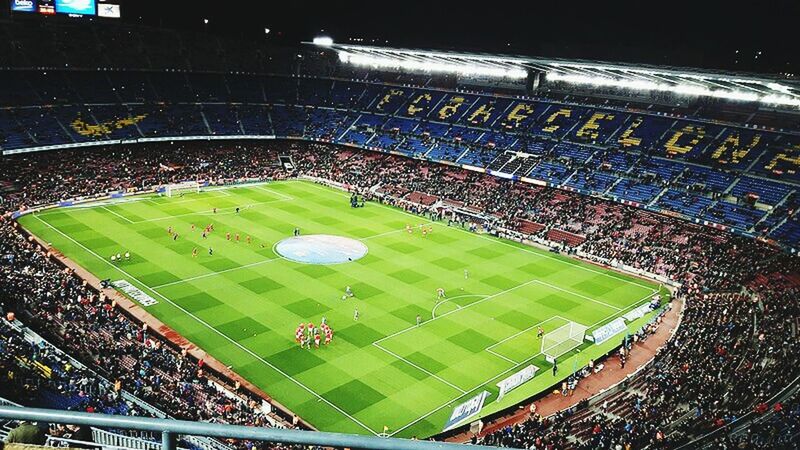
top-left (274, 234), bottom-right (368, 265)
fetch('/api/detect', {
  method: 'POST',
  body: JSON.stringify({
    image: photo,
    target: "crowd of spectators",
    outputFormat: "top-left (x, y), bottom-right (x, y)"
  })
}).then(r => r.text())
top-left (0, 317), bottom-right (144, 416)
top-left (1, 140), bottom-right (799, 449)
top-left (717, 390), bottom-right (800, 448)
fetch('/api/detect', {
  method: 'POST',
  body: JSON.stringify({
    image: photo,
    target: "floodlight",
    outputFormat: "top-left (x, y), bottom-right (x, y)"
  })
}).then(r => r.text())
top-left (313, 36), bottom-right (334, 46)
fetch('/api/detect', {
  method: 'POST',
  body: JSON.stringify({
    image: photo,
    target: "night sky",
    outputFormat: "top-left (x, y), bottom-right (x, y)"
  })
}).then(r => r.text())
top-left (13, 0), bottom-right (800, 74)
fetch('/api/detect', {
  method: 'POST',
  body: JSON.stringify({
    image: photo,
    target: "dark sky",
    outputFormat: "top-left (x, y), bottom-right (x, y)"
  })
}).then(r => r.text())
top-left (40, 0), bottom-right (800, 73)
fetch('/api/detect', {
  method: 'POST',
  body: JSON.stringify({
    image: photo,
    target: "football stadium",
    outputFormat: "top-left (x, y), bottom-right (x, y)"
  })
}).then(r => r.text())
top-left (0, 2), bottom-right (799, 450)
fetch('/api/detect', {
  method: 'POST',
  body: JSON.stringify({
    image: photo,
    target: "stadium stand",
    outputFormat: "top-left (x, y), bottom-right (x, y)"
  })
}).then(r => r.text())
top-left (2, 72), bottom-right (797, 247)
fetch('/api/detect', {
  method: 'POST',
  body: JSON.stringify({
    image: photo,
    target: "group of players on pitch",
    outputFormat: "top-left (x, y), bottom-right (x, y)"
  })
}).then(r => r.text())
top-left (163, 207), bottom-right (271, 258)
top-left (406, 223), bottom-right (434, 237)
top-left (295, 320), bottom-right (334, 349)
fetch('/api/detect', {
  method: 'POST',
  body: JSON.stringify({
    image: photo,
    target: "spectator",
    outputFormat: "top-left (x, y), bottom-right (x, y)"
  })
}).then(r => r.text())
top-left (4, 421), bottom-right (46, 445)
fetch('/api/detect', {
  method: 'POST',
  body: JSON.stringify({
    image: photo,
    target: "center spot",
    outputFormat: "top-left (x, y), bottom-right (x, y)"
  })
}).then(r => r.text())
top-left (274, 234), bottom-right (368, 265)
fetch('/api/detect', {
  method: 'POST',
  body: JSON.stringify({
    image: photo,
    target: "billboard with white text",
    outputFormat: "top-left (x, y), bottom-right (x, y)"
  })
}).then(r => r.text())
top-left (443, 391), bottom-right (489, 431)
top-left (10, 0), bottom-right (36, 12)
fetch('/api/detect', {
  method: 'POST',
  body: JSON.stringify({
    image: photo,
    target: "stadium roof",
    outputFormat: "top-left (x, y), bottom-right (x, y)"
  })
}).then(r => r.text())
top-left (310, 42), bottom-right (800, 108)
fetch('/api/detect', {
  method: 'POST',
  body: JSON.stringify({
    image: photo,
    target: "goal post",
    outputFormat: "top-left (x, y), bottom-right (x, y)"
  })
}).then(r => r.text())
top-left (164, 181), bottom-right (202, 197)
top-left (541, 321), bottom-right (589, 363)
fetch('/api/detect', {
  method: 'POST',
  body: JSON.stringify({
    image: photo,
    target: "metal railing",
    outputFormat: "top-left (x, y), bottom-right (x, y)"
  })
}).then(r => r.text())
top-left (89, 428), bottom-right (168, 450)
top-left (44, 434), bottom-right (175, 450)
top-left (0, 406), bottom-right (504, 450)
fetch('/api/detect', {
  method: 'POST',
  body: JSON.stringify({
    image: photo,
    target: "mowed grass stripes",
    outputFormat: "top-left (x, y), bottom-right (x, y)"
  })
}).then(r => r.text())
top-left (19, 180), bottom-right (666, 438)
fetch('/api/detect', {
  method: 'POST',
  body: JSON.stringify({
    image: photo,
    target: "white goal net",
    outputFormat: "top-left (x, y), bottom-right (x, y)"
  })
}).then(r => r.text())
top-left (164, 181), bottom-right (202, 197)
top-left (541, 321), bottom-right (588, 363)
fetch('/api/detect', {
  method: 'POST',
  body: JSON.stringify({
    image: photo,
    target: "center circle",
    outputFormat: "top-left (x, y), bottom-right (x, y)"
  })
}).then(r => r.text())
top-left (274, 234), bottom-right (368, 265)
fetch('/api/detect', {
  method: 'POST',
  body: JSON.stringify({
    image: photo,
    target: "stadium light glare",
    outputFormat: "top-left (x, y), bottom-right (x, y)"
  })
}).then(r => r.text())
top-left (337, 52), bottom-right (527, 79)
top-left (545, 72), bottom-right (798, 107)
top-left (313, 36), bottom-right (334, 46)
top-left (762, 94), bottom-right (800, 107)
top-left (766, 82), bottom-right (792, 94)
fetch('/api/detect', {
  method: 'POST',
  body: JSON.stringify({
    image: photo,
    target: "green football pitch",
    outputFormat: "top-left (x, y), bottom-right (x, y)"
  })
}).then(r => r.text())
top-left (19, 180), bottom-right (666, 438)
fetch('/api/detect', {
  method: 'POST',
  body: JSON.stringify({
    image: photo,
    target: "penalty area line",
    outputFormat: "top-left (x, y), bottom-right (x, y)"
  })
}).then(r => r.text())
top-left (133, 197), bottom-right (292, 223)
top-left (359, 222), bottom-right (434, 242)
top-left (254, 184), bottom-right (295, 201)
top-left (486, 349), bottom-right (518, 365)
top-left (374, 278), bottom-right (542, 345)
top-left (531, 279), bottom-right (623, 312)
top-left (372, 342), bottom-right (468, 394)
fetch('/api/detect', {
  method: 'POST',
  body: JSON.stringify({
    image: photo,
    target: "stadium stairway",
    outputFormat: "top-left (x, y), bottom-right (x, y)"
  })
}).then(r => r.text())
top-left (647, 185), bottom-right (671, 207)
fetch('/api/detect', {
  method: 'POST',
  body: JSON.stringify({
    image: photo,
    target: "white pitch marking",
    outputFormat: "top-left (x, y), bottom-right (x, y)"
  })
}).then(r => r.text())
top-left (255, 184), bottom-right (295, 201)
top-left (360, 223), bottom-right (433, 241)
top-left (135, 198), bottom-right (291, 223)
top-left (485, 315), bottom-right (566, 352)
top-left (154, 223), bottom-right (432, 289)
top-left (430, 294), bottom-right (488, 319)
top-left (532, 279), bottom-right (623, 311)
top-left (374, 279), bottom-right (542, 345)
top-left (101, 206), bottom-right (134, 224)
top-left (150, 257), bottom-right (282, 289)
top-left (486, 349), bottom-right (519, 365)
top-left (372, 342), bottom-right (467, 394)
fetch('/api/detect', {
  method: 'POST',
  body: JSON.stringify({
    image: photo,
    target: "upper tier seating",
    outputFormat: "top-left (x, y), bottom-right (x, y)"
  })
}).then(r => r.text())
top-left (0, 70), bottom-right (798, 247)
